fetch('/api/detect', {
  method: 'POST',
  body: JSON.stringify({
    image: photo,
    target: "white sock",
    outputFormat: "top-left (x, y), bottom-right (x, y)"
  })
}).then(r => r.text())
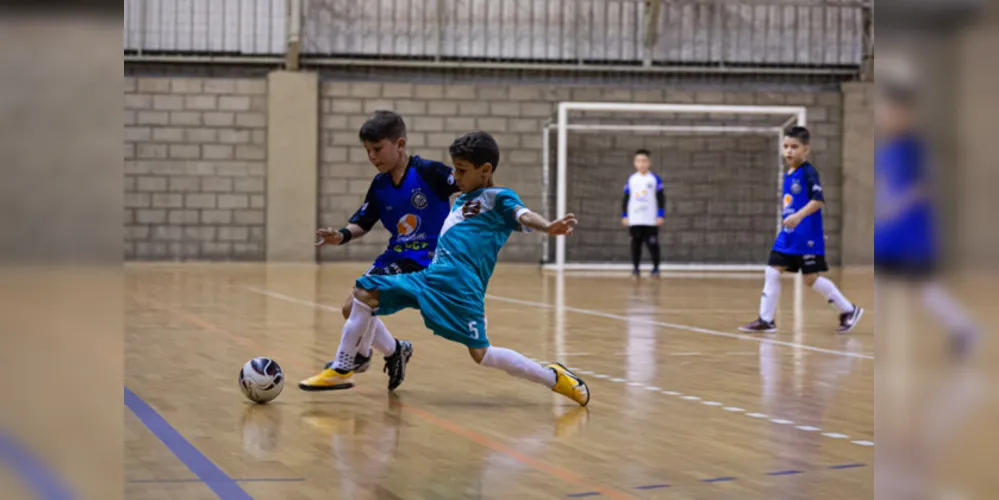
top-left (759, 267), bottom-right (781, 322)
top-left (921, 282), bottom-right (976, 334)
top-left (332, 298), bottom-right (374, 372)
top-left (812, 277), bottom-right (853, 313)
top-left (480, 347), bottom-right (557, 387)
top-left (370, 318), bottom-right (397, 356)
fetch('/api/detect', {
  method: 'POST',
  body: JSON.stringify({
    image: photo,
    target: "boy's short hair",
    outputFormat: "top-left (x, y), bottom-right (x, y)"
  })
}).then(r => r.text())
top-left (635, 149), bottom-right (651, 157)
top-left (449, 131), bottom-right (501, 172)
top-left (783, 125), bottom-right (811, 145)
top-left (359, 110), bottom-right (407, 142)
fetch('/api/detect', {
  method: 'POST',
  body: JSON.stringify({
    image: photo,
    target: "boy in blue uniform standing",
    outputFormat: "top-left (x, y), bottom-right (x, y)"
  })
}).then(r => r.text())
top-left (302, 131), bottom-right (590, 406)
top-left (739, 126), bottom-right (864, 334)
top-left (300, 110), bottom-right (458, 392)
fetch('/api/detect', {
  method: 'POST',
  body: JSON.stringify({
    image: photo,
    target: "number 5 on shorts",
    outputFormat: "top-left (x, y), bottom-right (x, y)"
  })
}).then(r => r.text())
top-left (468, 321), bottom-right (479, 339)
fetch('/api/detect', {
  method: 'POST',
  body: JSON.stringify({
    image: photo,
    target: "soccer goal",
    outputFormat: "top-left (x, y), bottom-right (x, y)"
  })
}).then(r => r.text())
top-left (540, 102), bottom-right (807, 273)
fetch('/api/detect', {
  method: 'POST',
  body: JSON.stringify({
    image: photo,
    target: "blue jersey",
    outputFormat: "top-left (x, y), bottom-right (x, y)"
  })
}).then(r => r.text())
top-left (874, 134), bottom-right (937, 263)
top-left (772, 162), bottom-right (826, 255)
top-left (349, 155), bottom-right (458, 268)
top-left (426, 187), bottom-right (532, 300)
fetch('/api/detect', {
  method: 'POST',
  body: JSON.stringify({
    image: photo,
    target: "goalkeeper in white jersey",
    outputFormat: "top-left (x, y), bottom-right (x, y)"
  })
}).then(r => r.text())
top-left (621, 149), bottom-right (665, 278)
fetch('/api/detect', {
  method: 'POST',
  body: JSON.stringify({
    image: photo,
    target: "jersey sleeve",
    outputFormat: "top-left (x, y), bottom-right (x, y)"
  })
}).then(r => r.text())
top-left (418, 160), bottom-right (459, 201)
top-left (497, 189), bottom-right (533, 232)
top-left (347, 182), bottom-right (380, 231)
top-left (653, 174), bottom-right (665, 218)
top-left (804, 166), bottom-right (825, 203)
top-left (621, 182), bottom-right (630, 217)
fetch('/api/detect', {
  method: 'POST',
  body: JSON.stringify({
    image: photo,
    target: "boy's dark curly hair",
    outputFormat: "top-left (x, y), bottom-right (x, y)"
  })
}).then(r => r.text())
top-left (448, 131), bottom-right (500, 172)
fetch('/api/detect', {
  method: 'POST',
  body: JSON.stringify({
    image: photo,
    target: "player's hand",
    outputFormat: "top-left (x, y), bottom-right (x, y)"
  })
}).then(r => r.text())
top-left (315, 227), bottom-right (344, 246)
top-left (621, 217), bottom-right (629, 227)
top-left (782, 213), bottom-right (802, 229)
top-left (547, 213), bottom-right (577, 236)
top-left (656, 217), bottom-right (665, 226)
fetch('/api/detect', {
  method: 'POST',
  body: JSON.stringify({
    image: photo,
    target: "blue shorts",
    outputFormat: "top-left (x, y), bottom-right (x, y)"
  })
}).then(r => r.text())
top-left (355, 271), bottom-right (489, 349)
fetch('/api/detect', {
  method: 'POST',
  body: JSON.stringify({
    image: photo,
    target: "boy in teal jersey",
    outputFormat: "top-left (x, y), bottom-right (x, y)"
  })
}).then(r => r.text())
top-left (300, 131), bottom-right (590, 406)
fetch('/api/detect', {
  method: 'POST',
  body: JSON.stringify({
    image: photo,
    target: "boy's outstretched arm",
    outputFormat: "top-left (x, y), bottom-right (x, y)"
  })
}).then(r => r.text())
top-left (517, 210), bottom-right (578, 236)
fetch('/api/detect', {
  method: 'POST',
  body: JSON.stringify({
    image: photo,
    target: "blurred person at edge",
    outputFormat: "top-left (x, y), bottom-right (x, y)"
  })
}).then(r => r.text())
top-left (874, 80), bottom-right (979, 356)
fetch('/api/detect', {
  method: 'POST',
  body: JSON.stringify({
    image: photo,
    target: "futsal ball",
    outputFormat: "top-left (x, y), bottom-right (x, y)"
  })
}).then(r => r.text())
top-left (238, 357), bottom-right (284, 404)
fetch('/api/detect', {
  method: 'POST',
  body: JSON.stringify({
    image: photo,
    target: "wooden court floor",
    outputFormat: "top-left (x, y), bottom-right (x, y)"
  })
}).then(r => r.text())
top-left (124, 262), bottom-right (877, 500)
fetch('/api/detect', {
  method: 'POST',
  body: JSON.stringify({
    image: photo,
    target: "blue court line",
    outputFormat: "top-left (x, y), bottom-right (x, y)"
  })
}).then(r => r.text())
top-left (828, 463), bottom-right (866, 470)
top-left (128, 478), bottom-right (305, 484)
top-left (766, 470), bottom-right (803, 476)
top-left (633, 484), bottom-right (670, 490)
top-left (124, 386), bottom-right (252, 500)
top-left (566, 462), bottom-right (869, 496)
top-left (0, 431), bottom-right (76, 500)
top-left (702, 476), bottom-right (736, 483)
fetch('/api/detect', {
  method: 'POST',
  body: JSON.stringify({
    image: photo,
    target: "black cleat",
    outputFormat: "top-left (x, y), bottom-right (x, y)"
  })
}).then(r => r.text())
top-left (353, 350), bottom-right (372, 373)
top-left (383, 339), bottom-right (413, 391)
top-left (739, 317), bottom-right (777, 333)
top-left (837, 305), bottom-right (864, 334)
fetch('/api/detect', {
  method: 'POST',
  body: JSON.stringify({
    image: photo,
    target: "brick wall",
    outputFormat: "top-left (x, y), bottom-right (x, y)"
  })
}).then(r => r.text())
top-left (124, 77), bottom-right (268, 260)
top-left (317, 82), bottom-right (843, 265)
top-left (840, 82), bottom-right (874, 265)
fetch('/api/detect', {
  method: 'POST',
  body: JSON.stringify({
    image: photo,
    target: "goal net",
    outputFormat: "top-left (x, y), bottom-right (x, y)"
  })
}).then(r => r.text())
top-left (541, 102), bottom-right (807, 272)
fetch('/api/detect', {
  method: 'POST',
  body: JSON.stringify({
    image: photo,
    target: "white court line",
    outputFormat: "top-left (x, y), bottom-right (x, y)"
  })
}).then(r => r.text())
top-left (483, 294), bottom-right (872, 360)
top-left (247, 287), bottom-right (874, 448)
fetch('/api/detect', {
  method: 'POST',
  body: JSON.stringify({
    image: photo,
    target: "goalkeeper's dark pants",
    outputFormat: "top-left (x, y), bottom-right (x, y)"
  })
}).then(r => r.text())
top-left (629, 225), bottom-right (661, 272)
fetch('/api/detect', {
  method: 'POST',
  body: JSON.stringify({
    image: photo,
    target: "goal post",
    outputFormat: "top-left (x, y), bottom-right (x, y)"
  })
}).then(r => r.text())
top-left (541, 102), bottom-right (807, 273)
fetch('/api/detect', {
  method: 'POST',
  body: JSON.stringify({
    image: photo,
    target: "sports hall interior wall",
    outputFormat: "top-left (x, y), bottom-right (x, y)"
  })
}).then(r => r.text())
top-left (124, 64), bottom-right (866, 265)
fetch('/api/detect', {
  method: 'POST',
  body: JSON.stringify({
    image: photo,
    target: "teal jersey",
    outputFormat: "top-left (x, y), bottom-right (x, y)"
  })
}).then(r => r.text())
top-left (427, 187), bottom-right (532, 298)
top-left (355, 186), bottom-right (532, 348)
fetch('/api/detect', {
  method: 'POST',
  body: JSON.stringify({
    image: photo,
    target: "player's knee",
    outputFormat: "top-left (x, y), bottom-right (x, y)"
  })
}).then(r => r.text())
top-left (341, 299), bottom-right (352, 319)
top-left (351, 287), bottom-right (379, 308)
top-left (468, 347), bottom-right (488, 364)
top-left (803, 273), bottom-right (820, 286)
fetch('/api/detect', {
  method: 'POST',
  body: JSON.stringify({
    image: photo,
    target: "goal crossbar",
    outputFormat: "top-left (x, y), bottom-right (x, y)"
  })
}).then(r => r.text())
top-left (544, 102), bottom-right (807, 273)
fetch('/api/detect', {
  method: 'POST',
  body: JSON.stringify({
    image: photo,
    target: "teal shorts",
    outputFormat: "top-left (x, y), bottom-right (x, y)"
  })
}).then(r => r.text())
top-left (355, 271), bottom-right (490, 349)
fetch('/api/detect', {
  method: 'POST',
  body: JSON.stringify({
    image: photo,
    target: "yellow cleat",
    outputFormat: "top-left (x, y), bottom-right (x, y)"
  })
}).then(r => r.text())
top-left (298, 362), bottom-right (355, 391)
top-left (547, 362), bottom-right (590, 406)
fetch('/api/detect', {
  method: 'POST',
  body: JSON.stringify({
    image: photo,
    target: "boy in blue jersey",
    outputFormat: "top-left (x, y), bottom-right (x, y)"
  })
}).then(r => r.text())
top-left (874, 83), bottom-right (977, 355)
top-left (302, 131), bottom-right (590, 406)
top-left (739, 126), bottom-right (864, 334)
top-left (299, 110), bottom-right (459, 392)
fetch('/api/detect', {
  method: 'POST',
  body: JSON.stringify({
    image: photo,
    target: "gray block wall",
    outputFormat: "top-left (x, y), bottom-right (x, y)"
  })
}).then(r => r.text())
top-left (122, 73), bottom-right (845, 265)
top-left (124, 77), bottom-right (268, 260)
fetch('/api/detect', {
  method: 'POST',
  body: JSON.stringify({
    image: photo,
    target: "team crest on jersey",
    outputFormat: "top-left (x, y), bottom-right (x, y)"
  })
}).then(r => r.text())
top-left (411, 190), bottom-right (428, 210)
top-left (791, 181), bottom-right (802, 194)
top-left (461, 200), bottom-right (483, 218)
top-left (396, 214), bottom-right (422, 236)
